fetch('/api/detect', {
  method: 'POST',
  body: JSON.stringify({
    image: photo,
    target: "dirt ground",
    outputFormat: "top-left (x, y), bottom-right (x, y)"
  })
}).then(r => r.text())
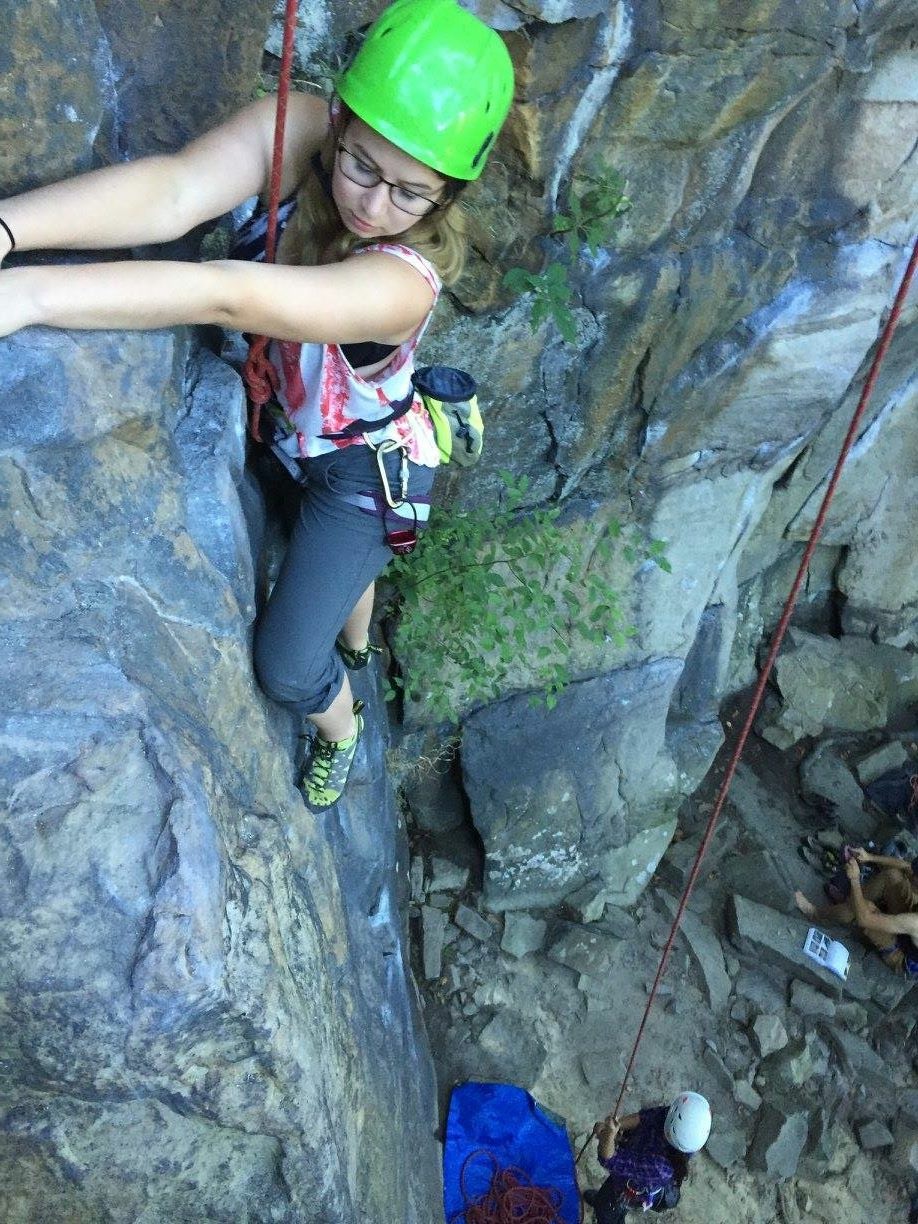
top-left (409, 701), bottom-right (917, 1222)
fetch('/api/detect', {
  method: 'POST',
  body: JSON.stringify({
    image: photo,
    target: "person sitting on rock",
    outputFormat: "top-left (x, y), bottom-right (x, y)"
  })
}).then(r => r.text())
top-left (583, 1092), bottom-right (711, 1223)
top-left (795, 846), bottom-right (918, 975)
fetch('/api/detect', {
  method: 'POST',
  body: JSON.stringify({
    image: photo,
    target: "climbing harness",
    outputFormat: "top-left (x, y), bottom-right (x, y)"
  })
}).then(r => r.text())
top-left (574, 234), bottom-right (918, 1153)
top-left (620, 1179), bottom-right (664, 1212)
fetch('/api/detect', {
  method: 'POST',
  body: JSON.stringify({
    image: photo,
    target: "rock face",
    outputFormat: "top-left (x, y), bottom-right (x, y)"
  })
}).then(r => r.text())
top-left (2, 1), bottom-right (272, 192)
top-left (3, 1), bottom-right (918, 1220)
top-left (0, 329), bottom-right (440, 1221)
top-left (461, 663), bottom-right (681, 909)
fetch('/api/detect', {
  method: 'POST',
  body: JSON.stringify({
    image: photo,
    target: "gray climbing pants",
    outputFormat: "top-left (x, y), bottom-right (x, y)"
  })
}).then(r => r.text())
top-left (253, 444), bottom-right (435, 716)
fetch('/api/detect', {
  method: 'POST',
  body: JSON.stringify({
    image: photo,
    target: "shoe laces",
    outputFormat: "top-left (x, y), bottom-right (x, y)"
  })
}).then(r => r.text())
top-left (306, 737), bottom-right (338, 787)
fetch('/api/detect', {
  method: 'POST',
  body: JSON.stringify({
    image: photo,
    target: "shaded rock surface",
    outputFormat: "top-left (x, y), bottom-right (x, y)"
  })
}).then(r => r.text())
top-left (3, 2), bottom-right (918, 1222)
top-left (0, 329), bottom-right (440, 1221)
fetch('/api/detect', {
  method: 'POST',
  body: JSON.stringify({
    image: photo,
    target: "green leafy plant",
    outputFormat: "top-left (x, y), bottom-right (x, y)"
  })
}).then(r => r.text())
top-left (384, 473), bottom-right (669, 724)
top-left (503, 161), bottom-right (632, 342)
top-left (502, 263), bottom-right (576, 343)
top-left (550, 163), bottom-right (632, 258)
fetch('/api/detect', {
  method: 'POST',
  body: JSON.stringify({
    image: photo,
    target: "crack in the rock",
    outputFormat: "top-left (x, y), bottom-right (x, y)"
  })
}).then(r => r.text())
top-left (9, 459), bottom-right (50, 524)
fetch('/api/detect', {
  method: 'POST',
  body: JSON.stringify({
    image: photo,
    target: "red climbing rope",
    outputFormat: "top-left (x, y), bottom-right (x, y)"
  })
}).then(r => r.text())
top-left (591, 234), bottom-right (918, 1136)
top-left (450, 1149), bottom-right (568, 1224)
top-left (242, 0), bottom-right (299, 440)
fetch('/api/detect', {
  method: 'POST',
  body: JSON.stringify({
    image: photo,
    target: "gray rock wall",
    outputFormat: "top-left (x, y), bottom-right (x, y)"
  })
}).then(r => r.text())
top-left (0, 328), bottom-right (440, 1220)
top-left (1, 1), bottom-right (917, 1216)
top-left (417, 0), bottom-right (918, 905)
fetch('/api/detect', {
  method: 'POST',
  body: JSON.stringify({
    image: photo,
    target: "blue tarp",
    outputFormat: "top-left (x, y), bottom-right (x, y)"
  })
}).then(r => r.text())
top-left (443, 1081), bottom-right (580, 1223)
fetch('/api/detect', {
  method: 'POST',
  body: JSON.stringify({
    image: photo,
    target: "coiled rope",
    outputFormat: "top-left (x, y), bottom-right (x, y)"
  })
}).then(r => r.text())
top-left (448, 1149), bottom-right (569, 1224)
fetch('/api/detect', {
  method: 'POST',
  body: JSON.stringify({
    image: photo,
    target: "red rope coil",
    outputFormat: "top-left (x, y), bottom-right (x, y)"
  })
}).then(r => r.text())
top-left (449, 1149), bottom-right (568, 1224)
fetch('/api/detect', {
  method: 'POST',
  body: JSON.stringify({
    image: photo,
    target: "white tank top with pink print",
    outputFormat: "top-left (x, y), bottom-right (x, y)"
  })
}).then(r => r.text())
top-left (269, 243), bottom-right (441, 467)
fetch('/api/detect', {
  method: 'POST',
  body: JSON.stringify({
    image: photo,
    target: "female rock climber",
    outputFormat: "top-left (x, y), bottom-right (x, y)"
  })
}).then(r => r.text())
top-left (0, 0), bottom-right (514, 810)
top-left (583, 1092), bottom-right (712, 1223)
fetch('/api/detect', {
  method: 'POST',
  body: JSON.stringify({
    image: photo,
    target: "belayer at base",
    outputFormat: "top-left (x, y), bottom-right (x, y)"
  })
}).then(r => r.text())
top-left (582, 1092), bottom-right (712, 1222)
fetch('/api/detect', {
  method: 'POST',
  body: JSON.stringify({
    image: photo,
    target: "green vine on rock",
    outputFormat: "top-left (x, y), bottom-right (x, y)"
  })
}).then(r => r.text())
top-left (503, 161), bottom-right (631, 342)
top-left (384, 473), bottom-right (670, 725)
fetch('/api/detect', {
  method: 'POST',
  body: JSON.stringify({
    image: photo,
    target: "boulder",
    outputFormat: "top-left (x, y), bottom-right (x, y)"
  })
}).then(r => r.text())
top-left (799, 742), bottom-right (875, 840)
top-left (660, 893), bottom-right (732, 1013)
top-left (422, 906), bottom-right (448, 981)
top-left (855, 742), bottom-right (910, 785)
top-left (734, 1080), bottom-right (763, 1112)
top-left (734, 968), bottom-right (789, 1014)
top-left (546, 922), bottom-right (624, 986)
top-left (857, 1120), bottom-right (895, 1151)
top-left (500, 913), bottom-right (548, 959)
top-left (565, 878), bottom-right (617, 923)
top-left (723, 766), bottom-right (820, 898)
top-left (453, 904), bottom-right (495, 944)
top-left (760, 1035), bottom-right (829, 1092)
top-left (429, 857), bottom-right (470, 894)
top-left (789, 981), bottom-right (836, 1020)
top-left (728, 894), bottom-right (871, 1002)
top-left (752, 1015), bottom-right (789, 1059)
top-left (748, 1105), bottom-right (810, 1180)
top-left (461, 663), bottom-right (682, 911)
top-left (821, 1026), bottom-right (894, 1094)
top-left (658, 822), bottom-right (738, 893)
top-left (760, 629), bottom-right (918, 746)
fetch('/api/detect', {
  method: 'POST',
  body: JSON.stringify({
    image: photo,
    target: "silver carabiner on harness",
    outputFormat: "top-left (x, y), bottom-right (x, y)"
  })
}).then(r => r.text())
top-left (362, 434), bottom-right (410, 510)
top-left (362, 434), bottom-right (418, 555)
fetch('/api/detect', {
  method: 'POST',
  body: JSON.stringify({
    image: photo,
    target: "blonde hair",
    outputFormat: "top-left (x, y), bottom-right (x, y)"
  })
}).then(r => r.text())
top-left (277, 109), bottom-right (468, 286)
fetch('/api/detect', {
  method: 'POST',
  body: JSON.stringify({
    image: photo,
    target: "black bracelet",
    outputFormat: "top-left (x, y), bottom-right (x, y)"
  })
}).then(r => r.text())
top-left (0, 217), bottom-right (16, 252)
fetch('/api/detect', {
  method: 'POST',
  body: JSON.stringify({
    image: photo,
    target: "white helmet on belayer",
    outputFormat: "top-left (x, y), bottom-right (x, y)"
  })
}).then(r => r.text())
top-left (664, 1092), bottom-right (712, 1153)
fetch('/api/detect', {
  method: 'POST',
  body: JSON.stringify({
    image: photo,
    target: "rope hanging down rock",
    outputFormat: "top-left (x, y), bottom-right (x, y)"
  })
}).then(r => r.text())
top-left (242, 0), bottom-right (299, 440)
top-left (240, 6), bottom-right (918, 1186)
top-left (581, 234), bottom-right (918, 1149)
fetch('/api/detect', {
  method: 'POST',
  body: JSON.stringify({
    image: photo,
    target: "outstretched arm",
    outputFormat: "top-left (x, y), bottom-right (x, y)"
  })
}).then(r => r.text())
top-left (0, 93), bottom-right (325, 263)
top-left (1, 251), bottom-right (435, 345)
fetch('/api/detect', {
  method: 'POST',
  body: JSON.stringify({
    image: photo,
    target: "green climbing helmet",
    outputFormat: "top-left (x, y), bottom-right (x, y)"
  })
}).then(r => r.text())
top-left (337, 0), bottom-right (514, 181)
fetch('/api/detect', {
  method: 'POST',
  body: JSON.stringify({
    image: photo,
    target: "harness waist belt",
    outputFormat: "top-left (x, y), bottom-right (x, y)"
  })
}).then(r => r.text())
top-left (342, 492), bottom-right (431, 522)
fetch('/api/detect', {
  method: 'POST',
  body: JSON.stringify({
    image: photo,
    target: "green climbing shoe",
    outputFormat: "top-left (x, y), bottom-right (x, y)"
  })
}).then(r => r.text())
top-left (301, 701), bottom-right (365, 811)
top-left (336, 636), bottom-right (383, 671)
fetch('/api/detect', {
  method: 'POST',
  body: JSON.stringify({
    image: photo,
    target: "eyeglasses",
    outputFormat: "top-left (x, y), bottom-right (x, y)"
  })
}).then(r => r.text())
top-left (336, 143), bottom-right (442, 217)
